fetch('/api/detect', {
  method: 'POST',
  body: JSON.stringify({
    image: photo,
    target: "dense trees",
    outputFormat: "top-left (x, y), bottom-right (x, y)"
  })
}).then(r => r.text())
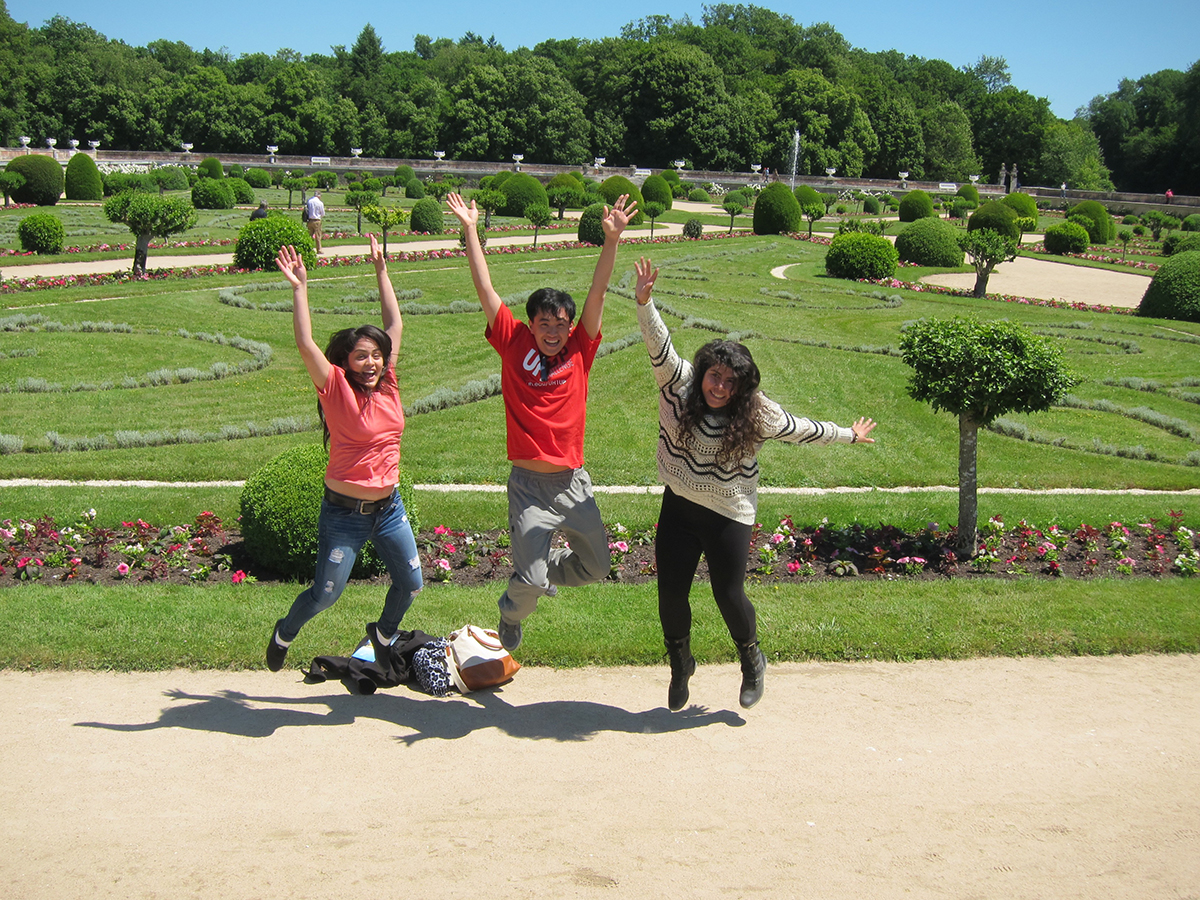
top-left (0, 1), bottom-right (1192, 190)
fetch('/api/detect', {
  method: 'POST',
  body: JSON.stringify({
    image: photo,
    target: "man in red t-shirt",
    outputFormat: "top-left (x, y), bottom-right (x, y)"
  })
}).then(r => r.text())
top-left (448, 190), bottom-right (637, 650)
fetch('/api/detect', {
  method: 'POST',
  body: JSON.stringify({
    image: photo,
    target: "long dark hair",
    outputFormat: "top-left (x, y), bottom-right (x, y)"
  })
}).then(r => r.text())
top-left (317, 325), bottom-right (394, 448)
top-left (678, 339), bottom-right (763, 465)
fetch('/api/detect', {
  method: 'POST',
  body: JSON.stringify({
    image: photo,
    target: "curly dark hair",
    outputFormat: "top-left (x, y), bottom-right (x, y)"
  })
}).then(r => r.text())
top-left (677, 340), bottom-right (763, 465)
top-left (317, 324), bottom-right (394, 449)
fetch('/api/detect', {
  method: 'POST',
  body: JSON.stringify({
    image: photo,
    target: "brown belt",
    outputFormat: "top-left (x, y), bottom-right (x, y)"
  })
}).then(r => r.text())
top-left (324, 487), bottom-right (394, 515)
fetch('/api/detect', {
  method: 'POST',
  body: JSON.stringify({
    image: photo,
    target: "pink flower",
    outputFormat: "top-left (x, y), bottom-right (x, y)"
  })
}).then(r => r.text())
top-left (770, 533), bottom-right (785, 545)
top-left (786, 560), bottom-right (801, 574)
top-left (231, 570), bottom-right (247, 584)
top-left (434, 525), bottom-right (450, 535)
top-left (117, 562), bottom-right (130, 576)
top-left (610, 540), bottom-right (629, 553)
top-left (435, 558), bottom-right (451, 571)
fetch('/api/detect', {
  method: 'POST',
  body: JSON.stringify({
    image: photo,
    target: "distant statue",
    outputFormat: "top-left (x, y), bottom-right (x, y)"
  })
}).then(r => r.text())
top-left (1011, 164), bottom-right (1019, 192)
top-left (999, 163), bottom-right (1008, 193)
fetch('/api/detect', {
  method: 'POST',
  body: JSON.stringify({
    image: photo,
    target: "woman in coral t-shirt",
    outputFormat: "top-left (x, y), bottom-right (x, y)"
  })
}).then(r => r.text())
top-left (265, 236), bottom-right (423, 672)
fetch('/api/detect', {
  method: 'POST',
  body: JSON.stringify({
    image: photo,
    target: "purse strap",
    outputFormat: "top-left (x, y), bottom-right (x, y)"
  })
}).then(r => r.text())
top-left (465, 625), bottom-right (504, 651)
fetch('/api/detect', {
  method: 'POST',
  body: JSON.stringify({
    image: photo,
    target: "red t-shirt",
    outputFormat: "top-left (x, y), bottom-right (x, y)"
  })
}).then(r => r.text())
top-left (318, 365), bottom-right (404, 488)
top-left (486, 304), bottom-right (601, 468)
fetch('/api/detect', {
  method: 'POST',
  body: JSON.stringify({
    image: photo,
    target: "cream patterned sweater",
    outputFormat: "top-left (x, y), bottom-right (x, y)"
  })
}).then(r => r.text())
top-left (637, 299), bottom-right (855, 525)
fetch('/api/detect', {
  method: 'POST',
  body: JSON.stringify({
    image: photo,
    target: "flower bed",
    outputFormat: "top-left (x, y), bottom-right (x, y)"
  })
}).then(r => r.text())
top-left (4, 509), bottom-right (1195, 586)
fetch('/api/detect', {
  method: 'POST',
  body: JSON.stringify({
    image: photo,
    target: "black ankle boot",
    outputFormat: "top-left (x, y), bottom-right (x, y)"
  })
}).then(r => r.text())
top-left (664, 635), bottom-right (696, 711)
top-left (735, 639), bottom-right (766, 709)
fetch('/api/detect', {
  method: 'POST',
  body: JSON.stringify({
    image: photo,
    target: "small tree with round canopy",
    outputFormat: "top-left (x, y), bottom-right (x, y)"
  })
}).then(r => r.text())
top-left (103, 191), bottom-right (198, 275)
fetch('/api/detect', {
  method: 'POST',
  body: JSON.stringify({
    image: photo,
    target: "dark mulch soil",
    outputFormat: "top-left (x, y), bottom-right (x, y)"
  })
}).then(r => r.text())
top-left (3, 512), bottom-right (1195, 586)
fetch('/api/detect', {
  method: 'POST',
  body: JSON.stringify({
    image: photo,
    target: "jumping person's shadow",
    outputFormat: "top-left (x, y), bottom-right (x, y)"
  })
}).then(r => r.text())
top-left (75, 682), bottom-right (744, 743)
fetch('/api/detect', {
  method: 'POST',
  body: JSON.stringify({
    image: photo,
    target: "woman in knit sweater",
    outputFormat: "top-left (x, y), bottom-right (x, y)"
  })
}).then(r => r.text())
top-left (633, 257), bottom-right (877, 710)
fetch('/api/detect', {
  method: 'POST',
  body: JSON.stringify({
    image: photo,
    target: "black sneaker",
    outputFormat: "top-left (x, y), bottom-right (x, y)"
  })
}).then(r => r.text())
top-left (266, 619), bottom-right (289, 672)
top-left (498, 616), bottom-right (522, 651)
top-left (366, 622), bottom-right (394, 665)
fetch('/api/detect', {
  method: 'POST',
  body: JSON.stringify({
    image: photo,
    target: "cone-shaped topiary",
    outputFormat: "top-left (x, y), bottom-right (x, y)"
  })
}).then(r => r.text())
top-left (234, 217), bottom-right (315, 270)
top-left (898, 189), bottom-right (935, 222)
top-left (1043, 221), bottom-right (1090, 255)
top-left (5, 154), bottom-right (64, 205)
top-left (499, 172), bottom-right (549, 218)
top-left (1137, 250), bottom-right (1200, 323)
top-left (239, 444), bottom-right (420, 580)
top-left (752, 181), bottom-right (802, 235)
top-left (64, 152), bottom-right (103, 201)
top-left (825, 231), bottom-right (898, 280)
top-left (895, 217), bottom-right (965, 267)
top-left (641, 173), bottom-right (673, 210)
top-left (596, 175), bottom-right (645, 225)
top-left (968, 200), bottom-right (1020, 240)
top-left (1067, 200), bottom-right (1115, 243)
top-left (409, 197), bottom-right (444, 234)
top-left (1000, 191), bottom-right (1038, 219)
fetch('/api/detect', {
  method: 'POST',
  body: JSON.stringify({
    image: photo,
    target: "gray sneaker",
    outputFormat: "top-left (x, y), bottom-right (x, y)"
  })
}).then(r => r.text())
top-left (498, 616), bottom-right (522, 651)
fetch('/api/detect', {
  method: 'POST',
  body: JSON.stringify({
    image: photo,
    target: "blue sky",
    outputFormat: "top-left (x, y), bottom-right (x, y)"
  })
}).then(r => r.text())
top-left (8, 0), bottom-right (1198, 119)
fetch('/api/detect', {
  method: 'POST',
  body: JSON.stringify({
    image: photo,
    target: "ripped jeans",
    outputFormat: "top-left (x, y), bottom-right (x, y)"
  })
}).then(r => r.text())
top-left (277, 490), bottom-right (423, 642)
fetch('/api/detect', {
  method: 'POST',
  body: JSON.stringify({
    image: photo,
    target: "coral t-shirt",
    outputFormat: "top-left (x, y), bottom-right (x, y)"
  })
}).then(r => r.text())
top-left (486, 304), bottom-right (601, 469)
top-left (318, 365), bottom-right (404, 489)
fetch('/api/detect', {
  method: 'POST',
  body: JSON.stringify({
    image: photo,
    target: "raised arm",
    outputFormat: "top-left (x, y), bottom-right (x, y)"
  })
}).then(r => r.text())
top-left (276, 244), bottom-right (330, 389)
top-left (577, 194), bottom-right (637, 340)
top-left (447, 192), bottom-right (503, 327)
top-left (368, 233), bottom-right (402, 368)
top-left (633, 256), bottom-right (690, 392)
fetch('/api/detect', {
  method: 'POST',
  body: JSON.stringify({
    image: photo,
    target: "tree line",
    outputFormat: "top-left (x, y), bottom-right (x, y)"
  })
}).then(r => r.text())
top-left (1, 2), bottom-right (1196, 193)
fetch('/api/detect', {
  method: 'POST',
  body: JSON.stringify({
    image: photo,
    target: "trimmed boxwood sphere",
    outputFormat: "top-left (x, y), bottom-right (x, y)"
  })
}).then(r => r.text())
top-left (1182, 214), bottom-right (1200, 232)
top-left (1067, 200), bottom-right (1115, 243)
top-left (228, 177), bottom-right (256, 204)
top-left (895, 217), bottom-right (965, 267)
top-left (898, 189), bottom-right (935, 222)
top-left (499, 172), bottom-right (549, 218)
top-left (682, 217), bottom-right (704, 239)
top-left (191, 178), bottom-right (235, 209)
top-left (825, 231), bottom-right (898, 280)
top-left (956, 184), bottom-right (980, 203)
top-left (64, 152), bottom-right (104, 201)
top-left (6, 153), bottom-right (65, 205)
top-left (409, 197), bottom-right (444, 234)
top-left (234, 217), bottom-right (315, 270)
top-left (1000, 191), bottom-right (1038, 219)
top-left (1043, 221), bottom-right (1091, 255)
top-left (968, 200), bottom-right (1020, 240)
top-left (1162, 232), bottom-right (1200, 256)
top-left (244, 167), bottom-right (272, 189)
top-left (597, 175), bottom-right (645, 224)
top-left (794, 184), bottom-right (823, 207)
top-left (403, 178), bottom-right (425, 199)
top-left (752, 181), bottom-right (802, 235)
top-left (197, 157), bottom-right (224, 179)
top-left (17, 212), bottom-right (66, 254)
top-left (1137, 250), bottom-right (1200, 323)
top-left (578, 203), bottom-right (607, 245)
top-left (640, 173), bottom-right (673, 210)
top-left (240, 445), bottom-right (420, 580)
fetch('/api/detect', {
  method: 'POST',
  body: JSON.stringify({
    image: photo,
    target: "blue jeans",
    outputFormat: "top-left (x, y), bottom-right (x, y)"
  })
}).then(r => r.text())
top-left (278, 490), bottom-right (423, 642)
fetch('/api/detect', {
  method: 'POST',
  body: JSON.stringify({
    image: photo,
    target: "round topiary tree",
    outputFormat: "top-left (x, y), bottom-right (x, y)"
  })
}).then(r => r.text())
top-left (244, 167), bottom-right (272, 189)
top-left (1137, 250), bottom-right (1200, 323)
top-left (895, 217), bottom-right (965, 267)
top-left (227, 177), bottom-right (255, 204)
top-left (967, 200), bottom-right (1020, 240)
top-left (197, 157), bottom-right (224, 179)
top-left (1043, 221), bottom-right (1091, 255)
top-left (191, 178), bottom-right (235, 210)
top-left (1000, 191), bottom-right (1038, 220)
top-left (862, 195), bottom-right (882, 215)
top-left (1067, 200), bottom-right (1115, 243)
top-left (687, 188), bottom-right (711, 202)
top-left (752, 181), bottom-right (802, 235)
top-left (404, 178), bottom-right (425, 200)
top-left (598, 175), bottom-right (645, 225)
top-left (1162, 232), bottom-right (1200, 256)
top-left (394, 165), bottom-right (415, 184)
top-left (660, 169), bottom-right (681, 186)
top-left (239, 444), bottom-right (420, 580)
top-left (898, 189), bottom-right (935, 223)
top-left (104, 191), bottom-right (198, 275)
top-left (499, 172), bottom-right (549, 218)
top-left (1183, 214), bottom-right (1200, 232)
top-left (64, 152), bottom-right (103, 201)
top-left (825, 232), bottom-right (898, 280)
top-left (234, 217), bottom-right (315, 270)
top-left (956, 184), bottom-right (980, 204)
top-left (16, 212), bottom-right (66, 254)
top-left (682, 217), bottom-right (704, 239)
top-left (578, 202), bottom-right (606, 245)
top-left (409, 197), bottom-right (444, 234)
top-left (641, 173), bottom-right (673, 211)
top-left (5, 154), bottom-right (65, 206)
top-left (794, 184), bottom-right (823, 207)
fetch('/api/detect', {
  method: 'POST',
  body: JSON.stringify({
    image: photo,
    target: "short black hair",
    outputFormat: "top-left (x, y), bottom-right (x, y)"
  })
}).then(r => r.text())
top-left (526, 288), bottom-right (575, 323)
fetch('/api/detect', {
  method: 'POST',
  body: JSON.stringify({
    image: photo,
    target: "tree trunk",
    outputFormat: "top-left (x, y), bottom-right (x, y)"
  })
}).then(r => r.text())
top-left (957, 414), bottom-right (980, 557)
top-left (973, 271), bottom-right (989, 297)
top-left (133, 234), bottom-right (151, 276)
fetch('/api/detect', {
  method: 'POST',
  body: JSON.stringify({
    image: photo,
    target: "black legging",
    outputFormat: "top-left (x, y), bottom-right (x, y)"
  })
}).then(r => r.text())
top-left (655, 487), bottom-right (757, 643)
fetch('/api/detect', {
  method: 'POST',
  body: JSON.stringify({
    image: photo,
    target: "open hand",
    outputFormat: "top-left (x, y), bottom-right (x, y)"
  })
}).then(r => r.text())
top-left (447, 192), bottom-right (478, 228)
top-left (851, 417), bottom-right (877, 444)
top-left (634, 256), bottom-right (659, 304)
top-left (274, 244), bottom-right (306, 288)
top-left (602, 194), bottom-right (637, 238)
